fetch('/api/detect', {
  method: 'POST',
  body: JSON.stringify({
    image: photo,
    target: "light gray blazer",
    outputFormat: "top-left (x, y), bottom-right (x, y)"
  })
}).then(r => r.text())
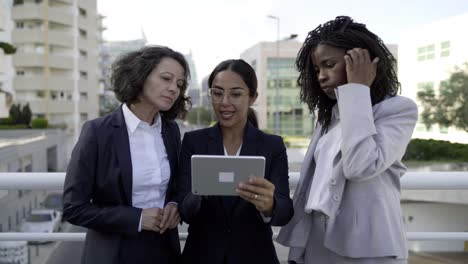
top-left (277, 85), bottom-right (418, 261)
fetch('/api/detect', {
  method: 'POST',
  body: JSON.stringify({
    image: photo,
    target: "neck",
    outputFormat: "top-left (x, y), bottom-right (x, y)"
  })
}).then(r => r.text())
top-left (129, 102), bottom-right (159, 125)
top-left (221, 119), bottom-right (247, 152)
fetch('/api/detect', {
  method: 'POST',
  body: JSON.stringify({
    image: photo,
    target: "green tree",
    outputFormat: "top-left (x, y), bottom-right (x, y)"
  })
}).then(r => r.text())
top-left (21, 103), bottom-right (32, 125)
top-left (418, 63), bottom-right (468, 133)
top-left (186, 107), bottom-right (214, 126)
top-left (0, 42), bottom-right (17, 54)
top-left (9, 104), bottom-right (21, 124)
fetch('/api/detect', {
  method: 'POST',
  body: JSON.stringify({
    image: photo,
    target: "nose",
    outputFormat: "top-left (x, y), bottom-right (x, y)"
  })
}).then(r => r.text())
top-left (168, 82), bottom-right (178, 94)
top-left (318, 69), bottom-right (328, 83)
top-left (220, 93), bottom-right (230, 105)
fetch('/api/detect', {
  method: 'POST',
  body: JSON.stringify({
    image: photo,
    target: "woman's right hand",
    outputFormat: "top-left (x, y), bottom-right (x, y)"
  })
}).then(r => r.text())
top-left (141, 207), bottom-right (163, 232)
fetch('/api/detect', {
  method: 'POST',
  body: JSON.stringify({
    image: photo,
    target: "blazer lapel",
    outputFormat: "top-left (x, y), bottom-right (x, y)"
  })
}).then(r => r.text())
top-left (231, 122), bottom-right (259, 214)
top-left (206, 124), bottom-right (236, 221)
top-left (161, 119), bottom-right (177, 203)
top-left (207, 124), bottom-right (224, 155)
top-left (239, 122), bottom-right (258, 157)
top-left (112, 107), bottom-right (133, 206)
top-left (294, 123), bottom-right (322, 199)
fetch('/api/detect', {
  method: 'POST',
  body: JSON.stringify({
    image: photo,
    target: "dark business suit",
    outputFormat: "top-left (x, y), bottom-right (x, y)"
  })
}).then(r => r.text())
top-left (62, 106), bottom-right (181, 264)
top-left (177, 122), bottom-right (294, 264)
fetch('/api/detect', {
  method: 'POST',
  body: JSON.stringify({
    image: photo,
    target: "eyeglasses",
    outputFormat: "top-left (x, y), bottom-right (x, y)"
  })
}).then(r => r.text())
top-left (208, 88), bottom-right (247, 105)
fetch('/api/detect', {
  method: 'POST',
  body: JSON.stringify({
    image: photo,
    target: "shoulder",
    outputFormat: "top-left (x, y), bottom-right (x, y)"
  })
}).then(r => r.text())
top-left (255, 129), bottom-right (286, 152)
top-left (182, 126), bottom-right (213, 142)
top-left (374, 95), bottom-right (418, 118)
top-left (259, 129), bottom-right (284, 144)
top-left (162, 118), bottom-right (180, 131)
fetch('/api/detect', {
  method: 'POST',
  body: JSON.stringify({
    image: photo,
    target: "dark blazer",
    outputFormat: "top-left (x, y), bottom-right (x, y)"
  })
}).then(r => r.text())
top-left (177, 122), bottom-right (294, 264)
top-left (62, 106), bottom-right (181, 264)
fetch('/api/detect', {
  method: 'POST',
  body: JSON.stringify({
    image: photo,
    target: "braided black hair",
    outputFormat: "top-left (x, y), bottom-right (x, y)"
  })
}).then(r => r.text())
top-left (297, 16), bottom-right (400, 132)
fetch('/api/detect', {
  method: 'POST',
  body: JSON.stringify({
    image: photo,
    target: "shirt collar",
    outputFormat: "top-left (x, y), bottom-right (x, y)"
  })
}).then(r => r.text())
top-left (122, 104), bottom-right (162, 134)
top-left (332, 104), bottom-right (340, 120)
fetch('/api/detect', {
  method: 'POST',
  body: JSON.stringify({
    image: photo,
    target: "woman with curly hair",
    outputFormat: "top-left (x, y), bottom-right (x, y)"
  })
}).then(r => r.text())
top-left (277, 16), bottom-right (418, 263)
top-left (63, 46), bottom-right (190, 264)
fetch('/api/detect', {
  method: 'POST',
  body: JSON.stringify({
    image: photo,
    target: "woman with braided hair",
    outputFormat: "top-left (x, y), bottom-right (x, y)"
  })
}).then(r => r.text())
top-left (277, 16), bottom-right (417, 263)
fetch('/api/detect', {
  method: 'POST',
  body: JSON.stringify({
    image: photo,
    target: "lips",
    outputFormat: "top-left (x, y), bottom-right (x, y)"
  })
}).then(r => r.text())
top-left (161, 96), bottom-right (174, 103)
top-left (219, 111), bottom-right (235, 119)
top-left (321, 86), bottom-right (335, 94)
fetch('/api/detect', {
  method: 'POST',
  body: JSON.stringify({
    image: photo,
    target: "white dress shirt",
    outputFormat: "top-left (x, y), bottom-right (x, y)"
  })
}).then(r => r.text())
top-left (122, 104), bottom-right (171, 230)
top-left (305, 105), bottom-right (342, 216)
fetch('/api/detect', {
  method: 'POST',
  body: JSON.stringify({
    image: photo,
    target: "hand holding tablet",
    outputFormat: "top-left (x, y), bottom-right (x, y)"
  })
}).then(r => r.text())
top-left (191, 155), bottom-right (265, 196)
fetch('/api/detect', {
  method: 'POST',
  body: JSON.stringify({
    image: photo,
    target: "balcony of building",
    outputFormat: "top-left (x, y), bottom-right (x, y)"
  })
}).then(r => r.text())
top-left (12, 29), bottom-right (74, 48)
top-left (13, 53), bottom-right (73, 69)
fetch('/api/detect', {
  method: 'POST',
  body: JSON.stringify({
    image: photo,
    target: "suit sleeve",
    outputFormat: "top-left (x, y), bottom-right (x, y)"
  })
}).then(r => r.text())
top-left (175, 133), bottom-right (203, 224)
top-left (268, 136), bottom-right (294, 226)
top-left (168, 122), bottom-right (182, 204)
top-left (336, 84), bottom-right (418, 181)
top-left (62, 121), bottom-right (141, 235)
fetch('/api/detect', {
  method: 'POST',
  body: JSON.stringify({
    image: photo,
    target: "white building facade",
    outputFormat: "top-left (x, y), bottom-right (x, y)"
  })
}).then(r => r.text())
top-left (10, 0), bottom-right (101, 152)
top-left (0, 0), bottom-right (14, 118)
top-left (398, 13), bottom-right (468, 143)
top-left (240, 41), bottom-right (314, 136)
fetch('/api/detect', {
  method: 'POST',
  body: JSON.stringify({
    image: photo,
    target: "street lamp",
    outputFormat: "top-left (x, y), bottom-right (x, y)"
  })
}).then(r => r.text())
top-left (267, 17), bottom-right (298, 136)
top-left (267, 15), bottom-right (280, 135)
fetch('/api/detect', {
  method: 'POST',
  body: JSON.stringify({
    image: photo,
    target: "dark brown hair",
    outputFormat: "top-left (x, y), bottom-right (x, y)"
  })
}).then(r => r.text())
top-left (208, 59), bottom-right (259, 128)
top-left (111, 45), bottom-right (191, 120)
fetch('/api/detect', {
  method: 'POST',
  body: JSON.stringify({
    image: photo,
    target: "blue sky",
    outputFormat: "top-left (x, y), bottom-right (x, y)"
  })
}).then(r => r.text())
top-left (98, 0), bottom-right (468, 79)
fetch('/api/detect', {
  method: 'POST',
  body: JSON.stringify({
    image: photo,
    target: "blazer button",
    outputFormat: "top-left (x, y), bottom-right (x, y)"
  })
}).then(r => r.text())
top-left (226, 228), bottom-right (231, 233)
top-left (332, 195), bottom-right (340, 202)
top-left (330, 179), bottom-right (337, 185)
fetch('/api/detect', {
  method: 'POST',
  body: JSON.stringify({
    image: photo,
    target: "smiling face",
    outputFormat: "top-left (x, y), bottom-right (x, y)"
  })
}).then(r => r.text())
top-left (210, 70), bottom-right (256, 130)
top-left (311, 44), bottom-right (348, 99)
top-left (139, 57), bottom-right (185, 112)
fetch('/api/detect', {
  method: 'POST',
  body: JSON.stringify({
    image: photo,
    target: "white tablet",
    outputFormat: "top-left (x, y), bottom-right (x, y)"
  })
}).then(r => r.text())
top-left (191, 155), bottom-right (266, 196)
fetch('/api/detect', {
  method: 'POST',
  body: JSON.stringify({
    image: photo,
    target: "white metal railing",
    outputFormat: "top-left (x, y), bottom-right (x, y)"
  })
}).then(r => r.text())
top-left (1, 172), bottom-right (468, 242)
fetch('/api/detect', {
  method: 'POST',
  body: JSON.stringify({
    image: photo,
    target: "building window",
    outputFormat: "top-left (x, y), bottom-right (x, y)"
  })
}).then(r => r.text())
top-left (416, 120), bottom-right (433, 132)
top-left (36, 90), bottom-right (46, 98)
top-left (80, 113), bottom-right (88, 123)
top-left (15, 22), bottom-right (24, 29)
top-left (80, 71), bottom-right (88, 79)
top-left (79, 50), bottom-right (87, 59)
top-left (439, 125), bottom-right (448, 134)
top-left (16, 70), bottom-right (25, 76)
top-left (13, 0), bottom-right (24, 5)
top-left (417, 44), bottom-right (435, 61)
top-left (79, 7), bottom-right (87, 17)
top-left (417, 82), bottom-right (434, 92)
top-left (79, 29), bottom-right (87, 38)
top-left (50, 91), bottom-right (58, 100)
top-left (80, 92), bottom-right (88, 100)
top-left (66, 92), bottom-right (72, 101)
top-left (440, 41), bottom-right (450, 57)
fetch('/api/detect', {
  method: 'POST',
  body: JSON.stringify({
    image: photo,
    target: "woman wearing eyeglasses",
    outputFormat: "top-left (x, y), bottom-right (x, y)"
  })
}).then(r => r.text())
top-left (176, 59), bottom-right (293, 264)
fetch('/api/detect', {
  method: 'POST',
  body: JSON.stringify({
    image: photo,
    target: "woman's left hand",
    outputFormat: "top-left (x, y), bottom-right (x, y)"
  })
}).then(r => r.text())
top-left (236, 177), bottom-right (275, 216)
top-left (344, 48), bottom-right (379, 87)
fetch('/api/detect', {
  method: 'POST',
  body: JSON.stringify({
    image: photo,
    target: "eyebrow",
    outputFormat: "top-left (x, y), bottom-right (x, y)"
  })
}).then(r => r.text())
top-left (212, 86), bottom-right (245, 91)
top-left (161, 71), bottom-right (185, 82)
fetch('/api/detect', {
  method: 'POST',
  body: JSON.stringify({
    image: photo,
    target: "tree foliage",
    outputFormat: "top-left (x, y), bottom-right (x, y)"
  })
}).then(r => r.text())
top-left (0, 42), bottom-right (17, 54)
top-left (8, 103), bottom-right (33, 125)
top-left (186, 107), bottom-right (214, 126)
top-left (417, 63), bottom-right (468, 133)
